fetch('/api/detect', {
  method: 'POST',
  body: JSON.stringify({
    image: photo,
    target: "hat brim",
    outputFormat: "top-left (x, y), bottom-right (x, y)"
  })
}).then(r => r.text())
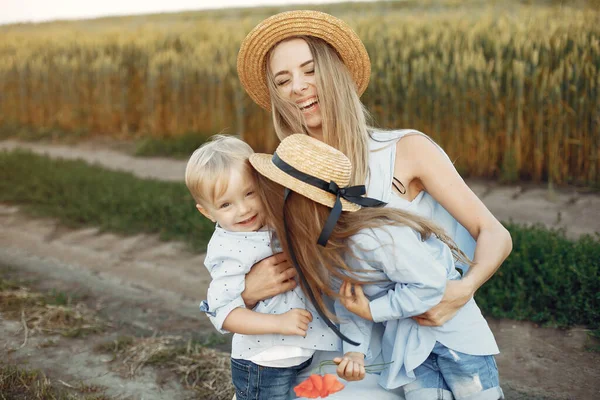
top-left (237, 10), bottom-right (371, 111)
top-left (249, 153), bottom-right (361, 212)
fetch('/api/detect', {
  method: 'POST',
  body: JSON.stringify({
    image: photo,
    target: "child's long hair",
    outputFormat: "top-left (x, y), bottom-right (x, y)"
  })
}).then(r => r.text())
top-left (256, 173), bottom-right (472, 320)
top-left (266, 36), bottom-right (371, 187)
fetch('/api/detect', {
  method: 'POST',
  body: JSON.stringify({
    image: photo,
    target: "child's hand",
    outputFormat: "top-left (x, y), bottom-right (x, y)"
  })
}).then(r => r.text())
top-left (278, 309), bottom-right (313, 336)
top-left (339, 282), bottom-right (373, 321)
top-left (333, 352), bottom-right (365, 381)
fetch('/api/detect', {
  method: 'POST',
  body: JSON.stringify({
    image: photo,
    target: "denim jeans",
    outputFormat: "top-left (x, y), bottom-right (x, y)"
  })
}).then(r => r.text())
top-left (403, 342), bottom-right (504, 400)
top-left (231, 357), bottom-right (313, 400)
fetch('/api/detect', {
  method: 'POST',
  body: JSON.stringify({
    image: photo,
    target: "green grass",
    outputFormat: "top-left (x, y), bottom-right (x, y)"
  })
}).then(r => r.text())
top-left (1, 149), bottom-right (599, 330)
top-left (0, 149), bottom-right (215, 252)
top-left (476, 224), bottom-right (600, 329)
top-left (134, 131), bottom-right (213, 159)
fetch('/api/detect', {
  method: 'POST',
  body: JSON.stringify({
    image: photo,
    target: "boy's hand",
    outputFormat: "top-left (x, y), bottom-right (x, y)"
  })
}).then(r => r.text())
top-left (333, 352), bottom-right (365, 381)
top-left (278, 309), bottom-right (313, 336)
top-left (339, 282), bottom-right (373, 321)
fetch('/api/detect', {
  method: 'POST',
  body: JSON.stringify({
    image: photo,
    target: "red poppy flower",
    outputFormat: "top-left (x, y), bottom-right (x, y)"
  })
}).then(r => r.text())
top-left (293, 374), bottom-right (345, 398)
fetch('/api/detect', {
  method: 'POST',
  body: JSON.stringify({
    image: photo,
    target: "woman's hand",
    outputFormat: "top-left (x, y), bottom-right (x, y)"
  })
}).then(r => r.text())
top-left (412, 279), bottom-right (474, 326)
top-left (333, 352), bottom-right (366, 381)
top-left (339, 282), bottom-right (372, 321)
top-left (241, 252), bottom-right (297, 308)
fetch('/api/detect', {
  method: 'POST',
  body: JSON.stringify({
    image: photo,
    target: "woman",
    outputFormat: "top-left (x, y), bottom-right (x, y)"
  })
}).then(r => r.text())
top-left (236, 10), bottom-right (512, 398)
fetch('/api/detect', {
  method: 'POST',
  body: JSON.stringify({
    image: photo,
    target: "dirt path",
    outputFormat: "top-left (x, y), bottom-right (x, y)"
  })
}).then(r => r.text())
top-left (1, 139), bottom-right (600, 398)
top-left (2, 204), bottom-right (600, 399)
top-left (1, 139), bottom-right (599, 239)
top-left (0, 204), bottom-right (231, 399)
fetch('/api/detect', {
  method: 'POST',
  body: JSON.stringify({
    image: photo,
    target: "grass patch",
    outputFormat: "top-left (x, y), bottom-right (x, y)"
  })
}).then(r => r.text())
top-left (0, 277), bottom-right (105, 339)
top-left (585, 329), bottom-right (600, 352)
top-left (0, 364), bottom-right (110, 399)
top-left (0, 149), bottom-right (214, 251)
top-left (134, 131), bottom-right (212, 159)
top-left (94, 335), bottom-right (135, 355)
top-left (477, 224), bottom-right (600, 330)
top-left (95, 336), bottom-right (233, 400)
top-left (47, 289), bottom-right (73, 306)
top-left (1, 150), bottom-right (599, 331)
top-left (0, 277), bottom-right (21, 292)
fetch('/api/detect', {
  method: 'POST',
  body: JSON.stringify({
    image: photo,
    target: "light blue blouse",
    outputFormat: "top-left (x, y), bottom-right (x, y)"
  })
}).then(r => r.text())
top-left (336, 226), bottom-right (498, 390)
top-left (331, 130), bottom-right (498, 390)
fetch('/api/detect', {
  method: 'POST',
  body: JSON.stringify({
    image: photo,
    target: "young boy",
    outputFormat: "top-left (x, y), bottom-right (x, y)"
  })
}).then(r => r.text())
top-left (185, 135), bottom-right (339, 399)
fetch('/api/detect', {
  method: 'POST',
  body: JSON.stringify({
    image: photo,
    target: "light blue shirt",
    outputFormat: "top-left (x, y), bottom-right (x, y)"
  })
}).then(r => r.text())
top-left (336, 226), bottom-right (498, 389)
top-left (331, 130), bottom-right (498, 390)
top-left (200, 226), bottom-right (341, 360)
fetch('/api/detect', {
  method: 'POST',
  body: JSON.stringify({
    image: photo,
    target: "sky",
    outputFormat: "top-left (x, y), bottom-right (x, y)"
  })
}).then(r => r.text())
top-left (1, 0), bottom-right (377, 25)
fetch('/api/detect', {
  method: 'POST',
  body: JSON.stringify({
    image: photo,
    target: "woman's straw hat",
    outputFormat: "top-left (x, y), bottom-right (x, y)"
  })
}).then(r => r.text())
top-left (237, 10), bottom-right (371, 110)
top-left (249, 134), bottom-right (361, 212)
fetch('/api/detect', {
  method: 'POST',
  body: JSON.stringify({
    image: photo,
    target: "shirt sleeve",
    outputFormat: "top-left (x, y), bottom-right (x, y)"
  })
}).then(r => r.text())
top-left (351, 229), bottom-right (448, 323)
top-left (202, 253), bottom-right (250, 334)
top-left (334, 299), bottom-right (372, 357)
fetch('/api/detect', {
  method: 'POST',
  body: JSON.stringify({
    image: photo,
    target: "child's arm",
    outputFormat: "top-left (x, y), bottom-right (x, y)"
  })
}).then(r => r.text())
top-left (334, 297), bottom-right (372, 355)
top-left (347, 230), bottom-right (448, 323)
top-left (202, 239), bottom-right (311, 336)
top-left (201, 260), bottom-right (250, 334)
top-left (222, 307), bottom-right (312, 336)
top-left (333, 296), bottom-right (369, 381)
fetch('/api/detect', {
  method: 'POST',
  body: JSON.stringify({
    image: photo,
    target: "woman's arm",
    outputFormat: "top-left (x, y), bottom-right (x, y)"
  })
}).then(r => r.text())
top-left (395, 135), bottom-right (513, 326)
top-left (240, 252), bottom-right (297, 308)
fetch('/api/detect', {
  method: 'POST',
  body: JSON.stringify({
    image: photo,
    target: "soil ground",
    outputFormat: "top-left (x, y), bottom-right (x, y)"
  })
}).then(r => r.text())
top-left (1, 139), bottom-right (599, 399)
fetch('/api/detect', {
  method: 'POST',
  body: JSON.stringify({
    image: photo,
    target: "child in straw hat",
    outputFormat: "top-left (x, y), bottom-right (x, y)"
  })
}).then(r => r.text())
top-left (250, 134), bottom-right (503, 400)
top-left (185, 135), bottom-right (340, 399)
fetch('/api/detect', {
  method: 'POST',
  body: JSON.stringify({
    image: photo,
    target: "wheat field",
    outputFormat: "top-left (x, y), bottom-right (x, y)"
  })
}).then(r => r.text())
top-left (0, 0), bottom-right (598, 185)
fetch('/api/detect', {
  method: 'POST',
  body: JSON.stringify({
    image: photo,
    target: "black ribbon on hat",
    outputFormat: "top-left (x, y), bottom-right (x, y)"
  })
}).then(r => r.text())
top-left (273, 153), bottom-right (386, 246)
top-left (273, 152), bottom-right (386, 346)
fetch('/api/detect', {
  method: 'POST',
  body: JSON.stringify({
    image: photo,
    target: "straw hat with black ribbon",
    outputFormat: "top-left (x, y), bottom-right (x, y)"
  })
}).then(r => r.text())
top-left (237, 10), bottom-right (371, 110)
top-left (250, 134), bottom-right (386, 346)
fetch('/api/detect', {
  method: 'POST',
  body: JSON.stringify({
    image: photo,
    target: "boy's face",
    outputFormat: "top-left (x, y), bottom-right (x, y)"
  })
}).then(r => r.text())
top-left (197, 166), bottom-right (265, 232)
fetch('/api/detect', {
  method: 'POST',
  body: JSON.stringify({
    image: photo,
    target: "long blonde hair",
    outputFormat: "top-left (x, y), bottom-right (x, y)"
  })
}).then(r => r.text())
top-left (266, 36), bottom-right (371, 186)
top-left (256, 173), bottom-right (472, 320)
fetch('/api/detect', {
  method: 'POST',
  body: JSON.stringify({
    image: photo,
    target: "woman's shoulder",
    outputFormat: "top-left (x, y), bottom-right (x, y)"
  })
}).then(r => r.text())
top-left (396, 133), bottom-right (445, 154)
top-left (368, 129), bottom-right (450, 178)
top-left (369, 128), bottom-right (447, 157)
top-left (368, 128), bottom-right (423, 143)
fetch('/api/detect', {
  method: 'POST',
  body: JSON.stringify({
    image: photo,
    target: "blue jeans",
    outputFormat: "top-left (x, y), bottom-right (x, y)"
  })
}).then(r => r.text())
top-left (403, 342), bottom-right (504, 400)
top-left (231, 357), bottom-right (313, 400)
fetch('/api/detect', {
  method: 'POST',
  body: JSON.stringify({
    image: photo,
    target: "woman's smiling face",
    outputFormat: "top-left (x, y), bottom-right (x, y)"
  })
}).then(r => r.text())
top-left (268, 38), bottom-right (323, 139)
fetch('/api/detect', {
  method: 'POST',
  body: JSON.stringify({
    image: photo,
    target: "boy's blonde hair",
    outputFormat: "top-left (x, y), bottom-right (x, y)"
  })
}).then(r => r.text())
top-left (185, 135), bottom-right (254, 205)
